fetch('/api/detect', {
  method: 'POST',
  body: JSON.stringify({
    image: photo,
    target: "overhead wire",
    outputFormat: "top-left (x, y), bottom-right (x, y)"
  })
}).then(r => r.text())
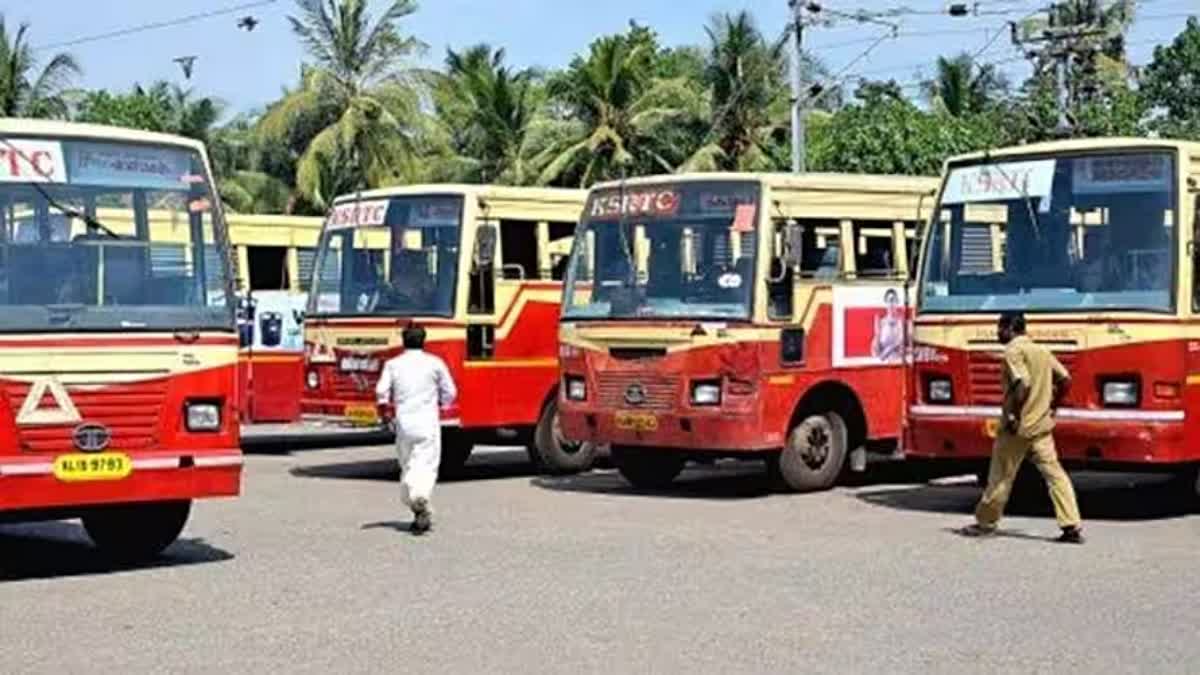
top-left (34, 0), bottom-right (279, 51)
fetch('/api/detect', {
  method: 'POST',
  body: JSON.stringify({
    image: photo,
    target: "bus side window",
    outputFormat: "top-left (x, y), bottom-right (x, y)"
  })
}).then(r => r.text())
top-left (469, 224), bottom-right (496, 315)
top-left (853, 223), bottom-right (896, 278)
top-left (499, 219), bottom-right (538, 280)
top-left (1194, 195), bottom-right (1200, 311)
top-left (768, 219), bottom-right (794, 321)
top-left (548, 221), bottom-right (575, 281)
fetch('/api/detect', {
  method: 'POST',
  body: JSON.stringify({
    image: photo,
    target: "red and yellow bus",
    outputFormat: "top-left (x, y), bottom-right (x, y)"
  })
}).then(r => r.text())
top-left (0, 120), bottom-right (241, 559)
top-left (557, 173), bottom-right (936, 490)
top-left (908, 138), bottom-right (1200, 492)
top-left (302, 184), bottom-right (591, 473)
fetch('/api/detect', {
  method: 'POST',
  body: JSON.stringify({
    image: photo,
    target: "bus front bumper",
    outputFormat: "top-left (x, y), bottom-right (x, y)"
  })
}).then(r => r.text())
top-left (907, 405), bottom-right (1191, 465)
top-left (0, 450), bottom-right (242, 512)
top-left (559, 402), bottom-right (783, 453)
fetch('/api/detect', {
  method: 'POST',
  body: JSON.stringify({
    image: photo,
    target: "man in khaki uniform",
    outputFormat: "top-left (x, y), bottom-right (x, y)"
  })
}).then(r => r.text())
top-left (961, 311), bottom-right (1084, 544)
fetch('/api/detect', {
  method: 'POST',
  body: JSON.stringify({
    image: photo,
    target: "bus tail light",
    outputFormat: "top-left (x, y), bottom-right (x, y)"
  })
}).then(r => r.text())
top-left (1154, 382), bottom-right (1181, 401)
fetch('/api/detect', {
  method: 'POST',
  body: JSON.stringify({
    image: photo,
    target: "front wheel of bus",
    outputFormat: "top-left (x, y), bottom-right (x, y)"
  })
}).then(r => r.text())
top-left (439, 430), bottom-right (474, 479)
top-left (612, 446), bottom-right (685, 490)
top-left (777, 412), bottom-right (848, 493)
top-left (531, 399), bottom-right (597, 475)
top-left (83, 500), bottom-right (191, 562)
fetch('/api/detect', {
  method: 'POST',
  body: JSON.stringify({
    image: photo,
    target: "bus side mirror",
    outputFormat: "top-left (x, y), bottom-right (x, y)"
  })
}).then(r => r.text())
top-left (783, 221), bottom-right (804, 270)
top-left (475, 225), bottom-right (497, 267)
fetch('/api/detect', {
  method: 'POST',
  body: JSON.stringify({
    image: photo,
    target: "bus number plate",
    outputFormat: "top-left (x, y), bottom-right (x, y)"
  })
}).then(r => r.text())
top-left (345, 404), bottom-right (380, 427)
top-left (53, 452), bottom-right (133, 482)
top-left (615, 411), bottom-right (658, 432)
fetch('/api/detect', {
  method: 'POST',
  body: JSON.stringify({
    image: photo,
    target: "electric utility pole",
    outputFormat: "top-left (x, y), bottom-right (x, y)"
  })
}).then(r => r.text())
top-left (789, 0), bottom-right (806, 173)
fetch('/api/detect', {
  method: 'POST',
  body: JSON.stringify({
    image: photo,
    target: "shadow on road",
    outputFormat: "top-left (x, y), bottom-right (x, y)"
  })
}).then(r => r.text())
top-left (243, 430), bottom-right (393, 456)
top-left (289, 448), bottom-right (538, 484)
top-left (858, 472), bottom-right (1197, 522)
top-left (0, 522), bottom-right (232, 582)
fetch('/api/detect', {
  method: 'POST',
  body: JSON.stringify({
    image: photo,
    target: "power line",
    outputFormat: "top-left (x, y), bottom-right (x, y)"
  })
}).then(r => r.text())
top-left (34, 0), bottom-right (278, 51)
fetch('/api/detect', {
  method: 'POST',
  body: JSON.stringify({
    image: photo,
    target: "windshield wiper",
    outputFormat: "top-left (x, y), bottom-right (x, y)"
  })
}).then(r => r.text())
top-left (981, 150), bottom-right (1043, 241)
top-left (0, 136), bottom-right (121, 239)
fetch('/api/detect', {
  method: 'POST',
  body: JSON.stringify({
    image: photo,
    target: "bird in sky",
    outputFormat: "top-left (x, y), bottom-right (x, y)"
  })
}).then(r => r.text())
top-left (174, 56), bottom-right (197, 80)
top-left (237, 16), bottom-right (259, 31)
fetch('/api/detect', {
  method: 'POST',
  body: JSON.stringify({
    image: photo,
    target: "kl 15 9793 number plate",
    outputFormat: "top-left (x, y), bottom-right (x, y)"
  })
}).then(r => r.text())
top-left (53, 452), bottom-right (133, 482)
top-left (615, 411), bottom-right (658, 432)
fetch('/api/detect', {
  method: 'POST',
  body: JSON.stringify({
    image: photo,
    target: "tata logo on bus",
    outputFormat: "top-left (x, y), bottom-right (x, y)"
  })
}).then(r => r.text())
top-left (589, 189), bottom-right (680, 218)
top-left (328, 200), bottom-right (389, 228)
top-left (0, 140), bottom-right (66, 183)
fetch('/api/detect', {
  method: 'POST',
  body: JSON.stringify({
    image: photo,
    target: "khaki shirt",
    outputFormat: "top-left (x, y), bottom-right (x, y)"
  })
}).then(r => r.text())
top-left (1001, 335), bottom-right (1069, 439)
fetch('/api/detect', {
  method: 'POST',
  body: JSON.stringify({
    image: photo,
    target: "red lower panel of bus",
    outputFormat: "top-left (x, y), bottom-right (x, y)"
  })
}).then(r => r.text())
top-left (0, 451), bottom-right (241, 511)
top-left (239, 353), bottom-right (304, 423)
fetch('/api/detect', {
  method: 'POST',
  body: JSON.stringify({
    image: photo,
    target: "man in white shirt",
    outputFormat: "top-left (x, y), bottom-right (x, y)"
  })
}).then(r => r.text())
top-left (375, 325), bottom-right (458, 535)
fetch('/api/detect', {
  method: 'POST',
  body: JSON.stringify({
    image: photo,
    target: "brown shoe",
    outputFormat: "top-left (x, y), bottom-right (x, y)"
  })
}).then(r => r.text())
top-left (957, 523), bottom-right (998, 538)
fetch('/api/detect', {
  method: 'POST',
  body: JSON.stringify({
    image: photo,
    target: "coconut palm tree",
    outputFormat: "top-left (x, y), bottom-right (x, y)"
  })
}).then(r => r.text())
top-left (259, 0), bottom-right (425, 208)
top-left (682, 11), bottom-right (791, 172)
top-left (924, 54), bottom-right (1007, 117)
top-left (0, 16), bottom-right (80, 119)
top-left (535, 26), bottom-right (702, 187)
top-left (434, 44), bottom-right (536, 184)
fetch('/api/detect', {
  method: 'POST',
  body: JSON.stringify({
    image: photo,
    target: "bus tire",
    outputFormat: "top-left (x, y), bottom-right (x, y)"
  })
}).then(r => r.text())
top-left (439, 430), bottom-right (473, 479)
top-left (777, 411), bottom-right (848, 492)
top-left (612, 446), bottom-right (685, 490)
top-left (83, 500), bottom-right (191, 562)
top-left (530, 399), bottom-right (597, 475)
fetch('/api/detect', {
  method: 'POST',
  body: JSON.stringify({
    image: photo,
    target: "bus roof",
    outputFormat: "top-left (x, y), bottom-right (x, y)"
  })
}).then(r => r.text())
top-left (331, 183), bottom-right (587, 207)
top-left (945, 136), bottom-right (1200, 165)
top-left (589, 171), bottom-right (939, 196)
top-left (0, 118), bottom-right (207, 153)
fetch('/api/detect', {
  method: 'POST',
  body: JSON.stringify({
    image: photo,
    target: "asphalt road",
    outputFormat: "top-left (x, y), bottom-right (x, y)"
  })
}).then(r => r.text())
top-left (2, 445), bottom-right (1198, 673)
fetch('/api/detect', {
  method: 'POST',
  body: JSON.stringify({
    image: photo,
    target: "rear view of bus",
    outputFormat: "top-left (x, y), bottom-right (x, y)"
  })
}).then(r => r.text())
top-left (0, 120), bottom-right (241, 560)
top-left (909, 139), bottom-right (1199, 489)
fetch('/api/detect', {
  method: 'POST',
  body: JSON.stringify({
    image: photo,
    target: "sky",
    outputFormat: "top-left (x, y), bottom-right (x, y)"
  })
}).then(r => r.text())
top-left (3, 0), bottom-right (1195, 116)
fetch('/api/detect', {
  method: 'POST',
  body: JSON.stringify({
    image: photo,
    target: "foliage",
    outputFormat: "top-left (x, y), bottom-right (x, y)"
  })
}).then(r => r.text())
top-left (0, 15), bottom-right (80, 119)
top-left (924, 53), bottom-right (1008, 117)
top-left (259, 0), bottom-right (425, 208)
top-left (1142, 17), bottom-right (1200, 139)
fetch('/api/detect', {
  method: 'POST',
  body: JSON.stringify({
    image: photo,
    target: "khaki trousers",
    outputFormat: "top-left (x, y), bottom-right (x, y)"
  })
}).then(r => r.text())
top-left (975, 432), bottom-right (1082, 529)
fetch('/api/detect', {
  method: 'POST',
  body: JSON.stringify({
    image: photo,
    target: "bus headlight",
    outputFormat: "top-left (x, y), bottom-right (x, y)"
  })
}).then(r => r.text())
top-left (186, 402), bottom-right (222, 432)
top-left (1102, 380), bottom-right (1139, 407)
top-left (306, 370), bottom-right (320, 390)
top-left (565, 376), bottom-right (587, 401)
top-left (928, 378), bottom-right (953, 403)
top-left (691, 380), bottom-right (722, 406)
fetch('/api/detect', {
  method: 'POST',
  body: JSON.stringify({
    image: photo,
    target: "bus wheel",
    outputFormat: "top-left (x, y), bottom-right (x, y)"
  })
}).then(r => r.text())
top-left (612, 446), bottom-right (685, 490)
top-left (439, 430), bottom-right (474, 479)
top-left (83, 500), bottom-right (191, 562)
top-left (530, 399), bottom-right (597, 475)
top-left (777, 412), bottom-right (848, 492)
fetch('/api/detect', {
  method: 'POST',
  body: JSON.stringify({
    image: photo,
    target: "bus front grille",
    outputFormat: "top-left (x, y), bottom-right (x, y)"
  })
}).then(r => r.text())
top-left (967, 350), bottom-right (1078, 406)
top-left (596, 373), bottom-right (680, 411)
top-left (6, 379), bottom-right (167, 453)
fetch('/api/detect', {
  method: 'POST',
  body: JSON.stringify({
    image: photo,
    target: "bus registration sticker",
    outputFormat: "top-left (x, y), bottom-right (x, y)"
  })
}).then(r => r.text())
top-left (53, 453), bottom-right (132, 482)
top-left (615, 411), bottom-right (658, 432)
top-left (345, 404), bottom-right (380, 427)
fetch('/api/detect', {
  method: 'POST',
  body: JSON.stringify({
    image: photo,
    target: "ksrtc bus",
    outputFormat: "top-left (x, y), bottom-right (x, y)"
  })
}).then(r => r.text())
top-left (302, 184), bottom-right (591, 473)
top-left (0, 120), bottom-right (241, 559)
top-left (557, 172), bottom-right (937, 490)
top-left (907, 138), bottom-right (1200, 496)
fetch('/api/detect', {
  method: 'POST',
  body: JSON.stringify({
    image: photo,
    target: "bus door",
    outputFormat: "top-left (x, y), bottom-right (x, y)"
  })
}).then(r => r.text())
top-left (464, 220), bottom-right (499, 424)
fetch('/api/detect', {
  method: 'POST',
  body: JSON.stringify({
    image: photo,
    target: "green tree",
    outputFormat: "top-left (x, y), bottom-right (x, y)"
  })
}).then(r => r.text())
top-left (210, 113), bottom-right (295, 213)
top-left (1142, 17), bottom-right (1200, 139)
top-left (683, 11), bottom-right (789, 172)
top-left (924, 53), bottom-right (1008, 117)
top-left (260, 0), bottom-right (425, 208)
top-left (0, 16), bottom-right (80, 118)
top-left (75, 88), bottom-right (172, 131)
top-left (433, 44), bottom-right (536, 183)
top-left (536, 23), bottom-right (702, 186)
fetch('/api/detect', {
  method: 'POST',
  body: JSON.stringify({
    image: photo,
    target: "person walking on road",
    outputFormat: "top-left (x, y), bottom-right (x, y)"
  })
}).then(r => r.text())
top-left (376, 325), bottom-right (458, 535)
top-left (960, 311), bottom-right (1085, 544)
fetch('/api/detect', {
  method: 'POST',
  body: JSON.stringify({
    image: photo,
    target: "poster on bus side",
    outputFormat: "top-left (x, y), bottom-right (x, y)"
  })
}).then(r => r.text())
top-left (832, 285), bottom-right (909, 368)
top-left (241, 291), bottom-right (308, 352)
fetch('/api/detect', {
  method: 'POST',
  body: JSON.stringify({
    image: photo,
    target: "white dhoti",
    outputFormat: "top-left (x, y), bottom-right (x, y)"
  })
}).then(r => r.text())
top-left (395, 415), bottom-right (441, 511)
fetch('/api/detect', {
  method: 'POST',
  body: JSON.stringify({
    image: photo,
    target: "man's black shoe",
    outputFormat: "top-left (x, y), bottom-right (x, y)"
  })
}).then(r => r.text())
top-left (410, 498), bottom-right (432, 535)
top-left (1056, 527), bottom-right (1084, 544)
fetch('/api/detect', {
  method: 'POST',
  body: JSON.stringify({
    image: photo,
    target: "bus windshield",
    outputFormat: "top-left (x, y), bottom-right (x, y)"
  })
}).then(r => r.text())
top-left (0, 136), bottom-right (232, 332)
top-left (920, 151), bottom-right (1177, 314)
top-left (563, 181), bottom-right (760, 321)
top-left (309, 195), bottom-right (462, 317)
